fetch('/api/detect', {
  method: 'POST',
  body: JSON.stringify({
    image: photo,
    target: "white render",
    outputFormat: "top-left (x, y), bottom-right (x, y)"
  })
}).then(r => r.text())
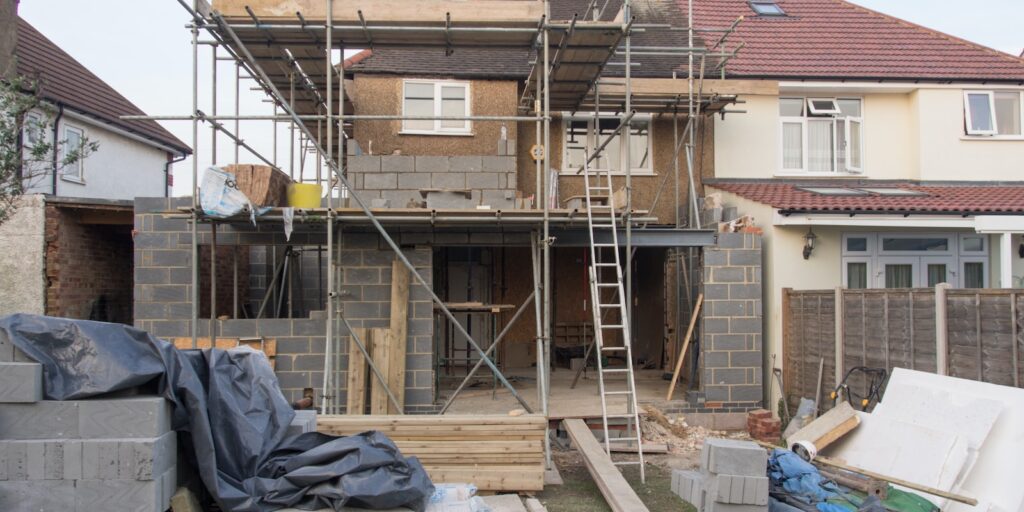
top-left (22, 107), bottom-right (173, 201)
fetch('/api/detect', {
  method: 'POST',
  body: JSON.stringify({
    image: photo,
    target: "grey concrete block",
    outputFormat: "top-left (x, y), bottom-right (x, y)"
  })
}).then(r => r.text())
top-left (415, 156), bottom-right (449, 173)
top-left (482, 156), bottom-right (514, 172)
top-left (425, 191), bottom-right (474, 209)
top-left (506, 139), bottom-right (516, 156)
top-left (348, 155), bottom-right (381, 173)
top-left (364, 173), bottom-right (398, 190)
top-left (25, 441), bottom-right (44, 480)
top-left (398, 172), bottom-right (431, 190)
top-left (450, 156), bottom-right (482, 172)
top-left (0, 362), bottom-right (43, 403)
top-left (701, 438), bottom-right (767, 477)
top-left (707, 502), bottom-right (767, 512)
top-left (381, 190), bottom-right (421, 207)
top-left (496, 138), bottom-right (508, 156)
top-left (0, 401), bottom-right (79, 439)
top-left (77, 478), bottom-right (163, 512)
top-left (0, 441), bottom-right (7, 480)
top-left (0, 480), bottom-right (76, 512)
top-left (79, 398), bottom-right (171, 438)
top-left (707, 474), bottom-right (768, 505)
top-left (370, 198), bottom-right (391, 208)
top-left (466, 172), bottom-right (500, 189)
top-left (7, 441), bottom-right (26, 480)
top-left (381, 155), bottom-right (415, 173)
top-left (63, 440), bottom-right (82, 480)
top-left (286, 410), bottom-right (318, 437)
top-left (160, 466), bottom-right (177, 510)
top-left (431, 172), bottom-right (466, 189)
top-left (126, 432), bottom-right (177, 481)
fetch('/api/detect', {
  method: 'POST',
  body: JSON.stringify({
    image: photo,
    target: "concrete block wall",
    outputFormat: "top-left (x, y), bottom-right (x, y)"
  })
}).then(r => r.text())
top-left (699, 233), bottom-right (763, 412)
top-left (348, 155), bottom-right (518, 209)
top-left (133, 198), bottom-right (436, 412)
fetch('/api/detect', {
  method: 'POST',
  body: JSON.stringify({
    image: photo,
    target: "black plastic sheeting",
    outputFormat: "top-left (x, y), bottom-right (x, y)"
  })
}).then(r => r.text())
top-left (0, 314), bottom-right (433, 512)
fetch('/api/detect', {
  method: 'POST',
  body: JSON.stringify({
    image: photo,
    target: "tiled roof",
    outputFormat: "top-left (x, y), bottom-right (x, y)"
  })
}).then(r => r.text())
top-left (346, 47), bottom-right (533, 79)
top-left (706, 181), bottom-right (1024, 214)
top-left (15, 19), bottom-right (190, 154)
top-left (687, 0), bottom-right (1024, 82)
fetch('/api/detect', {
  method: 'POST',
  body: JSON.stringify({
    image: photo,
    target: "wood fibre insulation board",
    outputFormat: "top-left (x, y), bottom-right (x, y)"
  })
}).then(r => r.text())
top-left (212, 0), bottom-right (545, 26)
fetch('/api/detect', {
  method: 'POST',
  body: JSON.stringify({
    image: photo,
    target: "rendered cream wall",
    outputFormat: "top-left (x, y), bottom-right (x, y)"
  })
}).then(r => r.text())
top-left (916, 88), bottom-right (1024, 182)
top-left (713, 95), bottom-right (778, 179)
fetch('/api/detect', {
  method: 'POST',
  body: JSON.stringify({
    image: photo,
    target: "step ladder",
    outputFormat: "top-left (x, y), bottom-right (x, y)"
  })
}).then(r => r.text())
top-left (581, 155), bottom-right (646, 483)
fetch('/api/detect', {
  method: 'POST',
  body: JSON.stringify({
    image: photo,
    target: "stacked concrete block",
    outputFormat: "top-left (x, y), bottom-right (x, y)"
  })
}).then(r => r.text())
top-left (286, 410), bottom-right (318, 436)
top-left (0, 362), bottom-right (43, 402)
top-left (672, 438), bottom-right (768, 511)
top-left (347, 154), bottom-right (518, 209)
top-left (0, 389), bottom-right (177, 512)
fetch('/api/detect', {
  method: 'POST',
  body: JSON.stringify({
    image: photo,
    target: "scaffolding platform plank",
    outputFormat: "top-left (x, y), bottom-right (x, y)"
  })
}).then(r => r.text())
top-left (563, 419), bottom-right (649, 512)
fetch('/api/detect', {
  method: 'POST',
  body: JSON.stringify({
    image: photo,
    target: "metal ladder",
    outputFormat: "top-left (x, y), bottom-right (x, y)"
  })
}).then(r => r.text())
top-left (581, 155), bottom-right (646, 482)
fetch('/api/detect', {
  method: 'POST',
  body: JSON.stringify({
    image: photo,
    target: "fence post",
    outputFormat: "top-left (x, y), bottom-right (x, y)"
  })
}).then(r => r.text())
top-left (935, 283), bottom-right (951, 376)
top-left (834, 287), bottom-right (844, 387)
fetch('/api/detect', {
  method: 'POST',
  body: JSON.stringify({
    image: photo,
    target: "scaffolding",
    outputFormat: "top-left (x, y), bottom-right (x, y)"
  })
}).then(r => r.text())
top-left (126, 0), bottom-right (742, 479)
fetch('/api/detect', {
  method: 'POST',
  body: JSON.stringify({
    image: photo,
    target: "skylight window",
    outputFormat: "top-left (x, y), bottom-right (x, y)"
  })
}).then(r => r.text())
top-left (750, 1), bottom-right (785, 16)
top-left (799, 187), bottom-right (869, 196)
top-left (858, 188), bottom-right (929, 196)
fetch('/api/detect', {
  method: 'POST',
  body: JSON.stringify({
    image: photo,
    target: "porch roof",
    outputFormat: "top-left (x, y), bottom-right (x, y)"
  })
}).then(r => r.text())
top-left (706, 180), bottom-right (1024, 216)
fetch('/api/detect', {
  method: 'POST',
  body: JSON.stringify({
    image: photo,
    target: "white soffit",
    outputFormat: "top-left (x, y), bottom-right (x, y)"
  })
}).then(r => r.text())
top-left (975, 215), bottom-right (1024, 233)
top-left (773, 211), bottom-right (977, 229)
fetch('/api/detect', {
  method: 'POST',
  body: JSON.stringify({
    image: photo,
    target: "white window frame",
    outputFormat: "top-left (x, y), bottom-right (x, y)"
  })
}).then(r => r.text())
top-left (807, 98), bottom-right (841, 115)
top-left (560, 113), bottom-right (655, 176)
top-left (841, 232), bottom-right (989, 289)
top-left (23, 111), bottom-right (43, 148)
top-left (778, 96), bottom-right (863, 175)
top-left (400, 80), bottom-right (472, 136)
top-left (959, 257), bottom-right (989, 288)
top-left (963, 91), bottom-right (998, 136)
top-left (60, 124), bottom-right (86, 184)
top-left (842, 257), bottom-right (873, 289)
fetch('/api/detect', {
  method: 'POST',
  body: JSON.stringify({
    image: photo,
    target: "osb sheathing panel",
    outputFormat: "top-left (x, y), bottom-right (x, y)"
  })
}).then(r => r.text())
top-left (352, 74), bottom-right (518, 156)
top-left (516, 116), bottom-right (715, 224)
top-left (494, 247), bottom-right (537, 368)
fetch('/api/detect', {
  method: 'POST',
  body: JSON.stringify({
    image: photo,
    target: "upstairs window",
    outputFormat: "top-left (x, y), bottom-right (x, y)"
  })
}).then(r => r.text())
top-left (749, 1), bottom-right (785, 16)
top-left (780, 97), bottom-right (863, 174)
top-left (965, 90), bottom-right (1023, 136)
top-left (402, 80), bottom-right (471, 135)
top-left (61, 125), bottom-right (86, 183)
top-left (562, 114), bottom-right (653, 175)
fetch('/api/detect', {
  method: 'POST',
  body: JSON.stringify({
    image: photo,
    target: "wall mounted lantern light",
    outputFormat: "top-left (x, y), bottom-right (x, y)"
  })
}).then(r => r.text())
top-left (803, 228), bottom-right (817, 260)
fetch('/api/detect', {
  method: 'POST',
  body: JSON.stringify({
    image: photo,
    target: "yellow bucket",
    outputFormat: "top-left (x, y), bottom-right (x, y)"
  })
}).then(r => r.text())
top-left (287, 183), bottom-right (322, 209)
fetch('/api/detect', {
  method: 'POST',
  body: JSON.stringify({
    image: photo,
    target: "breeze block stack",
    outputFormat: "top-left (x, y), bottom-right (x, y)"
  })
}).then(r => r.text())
top-left (672, 438), bottom-right (768, 511)
top-left (0, 358), bottom-right (177, 512)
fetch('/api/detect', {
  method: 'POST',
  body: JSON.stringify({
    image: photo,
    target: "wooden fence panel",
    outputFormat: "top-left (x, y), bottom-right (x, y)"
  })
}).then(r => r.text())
top-left (784, 288), bottom-right (1023, 415)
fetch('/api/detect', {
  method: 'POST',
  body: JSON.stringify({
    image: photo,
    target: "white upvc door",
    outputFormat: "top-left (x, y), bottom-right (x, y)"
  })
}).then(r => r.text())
top-left (919, 256), bottom-right (957, 287)
top-left (875, 257), bottom-right (919, 289)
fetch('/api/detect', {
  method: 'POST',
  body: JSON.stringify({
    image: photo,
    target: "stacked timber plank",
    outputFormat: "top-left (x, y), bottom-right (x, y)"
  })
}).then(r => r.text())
top-left (318, 415), bottom-right (546, 492)
top-left (0, 360), bottom-right (177, 512)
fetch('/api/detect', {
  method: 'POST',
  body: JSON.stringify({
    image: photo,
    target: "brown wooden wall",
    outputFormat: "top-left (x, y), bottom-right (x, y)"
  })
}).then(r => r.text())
top-left (783, 288), bottom-right (1024, 413)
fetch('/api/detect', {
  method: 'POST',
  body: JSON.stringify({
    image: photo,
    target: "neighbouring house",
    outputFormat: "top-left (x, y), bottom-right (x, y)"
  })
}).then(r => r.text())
top-left (692, 0), bottom-right (1024, 407)
top-left (0, 12), bottom-right (191, 323)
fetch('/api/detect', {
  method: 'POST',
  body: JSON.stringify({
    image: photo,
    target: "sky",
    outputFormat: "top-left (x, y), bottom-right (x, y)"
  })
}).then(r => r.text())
top-left (17, 0), bottom-right (1024, 197)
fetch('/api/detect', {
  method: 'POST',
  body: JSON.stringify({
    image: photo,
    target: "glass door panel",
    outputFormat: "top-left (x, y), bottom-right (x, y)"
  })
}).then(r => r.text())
top-left (877, 257), bottom-right (918, 288)
top-left (921, 257), bottom-right (955, 287)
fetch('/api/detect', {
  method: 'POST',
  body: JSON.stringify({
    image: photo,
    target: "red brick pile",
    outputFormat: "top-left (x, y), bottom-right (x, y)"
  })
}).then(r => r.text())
top-left (746, 409), bottom-right (781, 443)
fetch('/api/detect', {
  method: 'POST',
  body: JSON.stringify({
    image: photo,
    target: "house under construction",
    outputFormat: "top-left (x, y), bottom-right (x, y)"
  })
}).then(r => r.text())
top-left (129, 0), bottom-right (766, 492)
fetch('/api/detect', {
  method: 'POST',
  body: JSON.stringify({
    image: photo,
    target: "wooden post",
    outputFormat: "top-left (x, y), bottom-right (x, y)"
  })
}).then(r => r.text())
top-left (834, 287), bottom-right (844, 388)
top-left (935, 283), bottom-right (951, 376)
top-left (780, 288), bottom-right (792, 398)
top-left (370, 328), bottom-right (392, 414)
top-left (347, 328), bottom-right (368, 415)
top-left (388, 260), bottom-right (410, 414)
top-left (666, 294), bottom-right (703, 401)
top-left (1012, 293), bottom-right (1020, 388)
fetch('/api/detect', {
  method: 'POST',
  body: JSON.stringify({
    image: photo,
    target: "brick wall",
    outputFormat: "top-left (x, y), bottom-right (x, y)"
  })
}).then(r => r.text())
top-left (45, 205), bottom-right (133, 324)
top-left (348, 155), bottom-right (518, 209)
top-left (133, 198), bottom-right (436, 411)
top-left (699, 232), bottom-right (763, 411)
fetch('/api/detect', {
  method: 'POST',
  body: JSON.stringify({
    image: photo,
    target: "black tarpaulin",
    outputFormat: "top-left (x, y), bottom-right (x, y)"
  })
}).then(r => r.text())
top-left (0, 314), bottom-right (433, 512)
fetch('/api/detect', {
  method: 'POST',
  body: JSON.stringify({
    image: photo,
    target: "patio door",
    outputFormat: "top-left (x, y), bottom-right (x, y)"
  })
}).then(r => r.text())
top-left (920, 256), bottom-right (956, 287)
top-left (876, 257), bottom-right (918, 288)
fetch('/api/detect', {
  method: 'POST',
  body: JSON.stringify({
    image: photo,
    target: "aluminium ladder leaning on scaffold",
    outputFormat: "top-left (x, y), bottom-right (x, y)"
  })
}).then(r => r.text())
top-left (581, 149), bottom-right (646, 482)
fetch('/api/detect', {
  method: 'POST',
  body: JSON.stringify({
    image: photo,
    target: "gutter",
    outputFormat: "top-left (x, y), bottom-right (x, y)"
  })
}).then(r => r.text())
top-left (777, 209), bottom-right (1024, 217)
top-left (51, 103), bottom-right (64, 195)
top-left (164, 153), bottom-right (187, 198)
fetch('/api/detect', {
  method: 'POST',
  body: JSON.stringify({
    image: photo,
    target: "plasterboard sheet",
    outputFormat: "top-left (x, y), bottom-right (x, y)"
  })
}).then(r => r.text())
top-left (823, 410), bottom-right (970, 507)
top-left (882, 369), bottom-right (1024, 512)
top-left (872, 382), bottom-right (1003, 451)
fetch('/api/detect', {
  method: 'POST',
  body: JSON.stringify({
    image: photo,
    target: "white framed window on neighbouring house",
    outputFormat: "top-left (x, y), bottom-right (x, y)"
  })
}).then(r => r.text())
top-left (561, 114), bottom-right (653, 175)
top-left (780, 97), bottom-right (863, 174)
top-left (840, 232), bottom-right (989, 289)
top-left (61, 124), bottom-right (86, 183)
top-left (23, 111), bottom-right (44, 148)
top-left (401, 80), bottom-right (471, 135)
top-left (964, 90), bottom-right (1023, 137)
